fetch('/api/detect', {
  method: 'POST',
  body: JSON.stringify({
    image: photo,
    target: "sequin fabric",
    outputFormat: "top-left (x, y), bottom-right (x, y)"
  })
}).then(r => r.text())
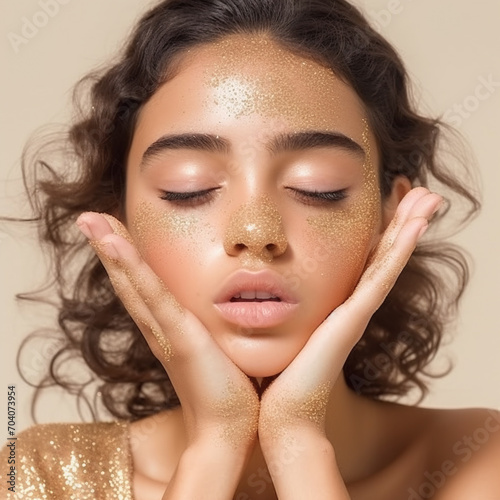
top-left (0, 422), bottom-right (133, 499)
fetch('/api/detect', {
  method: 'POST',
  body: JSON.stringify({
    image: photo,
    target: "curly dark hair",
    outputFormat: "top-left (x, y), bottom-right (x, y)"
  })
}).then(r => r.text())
top-left (17, 0), bottom-right (479, 421)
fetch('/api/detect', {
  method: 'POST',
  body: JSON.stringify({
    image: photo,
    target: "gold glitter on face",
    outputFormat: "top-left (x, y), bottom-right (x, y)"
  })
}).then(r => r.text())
top-left (203, 35), bottom-right (340, 128)
top-left (306, 119), bottom-right (381, 269)
top-left (132, 201), bottom-right (199, 247)
top-left (223, 195), bottom-right (288, 263)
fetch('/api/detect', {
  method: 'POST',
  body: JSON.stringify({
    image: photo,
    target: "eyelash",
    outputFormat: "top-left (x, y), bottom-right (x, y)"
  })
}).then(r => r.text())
top-left (159, 188), bottom-right (219, 206)
top-left (288, 188), bottom-right (348, 205)
top-left (159, 187), bottom-right (348, 207)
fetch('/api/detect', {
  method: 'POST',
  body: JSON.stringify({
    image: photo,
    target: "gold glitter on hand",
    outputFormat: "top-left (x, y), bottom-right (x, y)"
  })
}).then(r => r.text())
top-left (209, 379), bottom-right (259, 448)
top-left (260, 383), bottom-right (331, 440)
top-left (100, 213), bottom-right (135, 244)
top-left (148, 324), bottom-right (173, 362)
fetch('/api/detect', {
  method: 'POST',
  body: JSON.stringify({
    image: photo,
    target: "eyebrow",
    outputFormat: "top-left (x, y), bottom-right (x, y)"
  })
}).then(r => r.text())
top-left (140, 130), bottom-right (365, 169)
top-left (141, 133), bottom-right (230, 168)
top-left (267, 131), bottom-right (365, 158)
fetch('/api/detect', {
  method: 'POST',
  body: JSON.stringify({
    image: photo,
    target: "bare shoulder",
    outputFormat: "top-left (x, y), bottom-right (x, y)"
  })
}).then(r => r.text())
top-left (416, 407), bottom-right (500, 499)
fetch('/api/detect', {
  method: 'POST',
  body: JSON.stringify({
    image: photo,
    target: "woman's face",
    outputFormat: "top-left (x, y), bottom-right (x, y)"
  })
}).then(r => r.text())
top-left (125, 35), bottom-right (385, 377)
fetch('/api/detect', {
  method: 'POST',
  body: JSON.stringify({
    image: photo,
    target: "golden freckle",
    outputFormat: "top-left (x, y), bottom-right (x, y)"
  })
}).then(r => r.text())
top-left (239, 252), bottom-right (271, 270)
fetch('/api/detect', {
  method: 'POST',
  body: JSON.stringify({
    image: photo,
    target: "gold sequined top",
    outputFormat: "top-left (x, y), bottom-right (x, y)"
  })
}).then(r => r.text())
top-left (0, 422), bottom-right (133, 499)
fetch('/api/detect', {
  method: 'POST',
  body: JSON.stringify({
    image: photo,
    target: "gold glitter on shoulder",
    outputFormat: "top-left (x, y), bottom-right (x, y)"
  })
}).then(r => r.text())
top-left (0, 421), bottom-right (133, 499)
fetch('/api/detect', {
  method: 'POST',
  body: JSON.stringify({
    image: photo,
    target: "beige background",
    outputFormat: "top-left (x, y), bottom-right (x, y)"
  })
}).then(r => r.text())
top-left (1, 0), bottom-right (499, 433)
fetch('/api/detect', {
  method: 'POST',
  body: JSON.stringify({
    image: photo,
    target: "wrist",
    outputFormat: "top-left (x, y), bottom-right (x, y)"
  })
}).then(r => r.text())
top-left (259, 415), bottom-right (327, 451)
top-left (259, 425), bottom-right (329, 461)
top-left (259, 432), bottom-right (349, 500)
top-left (185, 417), bottom-right (258, 453)
top-left (163, 438), bottom-right (254, 500)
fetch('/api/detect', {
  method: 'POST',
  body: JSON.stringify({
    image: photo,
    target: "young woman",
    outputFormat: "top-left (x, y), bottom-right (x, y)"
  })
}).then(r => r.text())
top-left (1, 0), bottom-right (499, 499)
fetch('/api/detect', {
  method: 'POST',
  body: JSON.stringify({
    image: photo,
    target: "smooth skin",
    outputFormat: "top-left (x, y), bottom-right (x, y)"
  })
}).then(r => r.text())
top-left (77, 36), bottom-right (500, 499)
top-left (79, 185), bottom-right (437, 499)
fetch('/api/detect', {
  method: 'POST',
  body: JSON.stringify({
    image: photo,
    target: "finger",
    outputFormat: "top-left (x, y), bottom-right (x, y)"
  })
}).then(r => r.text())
top-left (76, 212), bottom-right (187, 361)
top-left (351, 191), bottom-right (441, 313)
top-left (76, 213), bottom-right (145, 313)
top-left (352, 215), bottom-right (429, 308)
top-left (77, 212), bottom-right (180, 310)
top-left (373, 188), bottom-right (441, 258)
top-left (372, 189), bottom-right (441, 266)
top-left (77, 212), bottom-right (233, 370)
top-left (391, 186), bottom-right (432, 222)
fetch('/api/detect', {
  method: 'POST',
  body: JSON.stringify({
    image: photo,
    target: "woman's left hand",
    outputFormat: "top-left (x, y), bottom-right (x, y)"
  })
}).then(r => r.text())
top-left (257, 187), bottom-right (442, 499)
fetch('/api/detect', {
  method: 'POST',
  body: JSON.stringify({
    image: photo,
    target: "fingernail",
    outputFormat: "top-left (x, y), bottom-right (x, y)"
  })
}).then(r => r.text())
top-left (89, 239), bottom-right (120, 260)
top-left (101, 241), bottom-right (120, 260)
top-left (418, 222), bottom-right (429, 239)
top-left (433, 197), bottom-right (446, 215)
top-left (76, 218), bottom-right (94, 240)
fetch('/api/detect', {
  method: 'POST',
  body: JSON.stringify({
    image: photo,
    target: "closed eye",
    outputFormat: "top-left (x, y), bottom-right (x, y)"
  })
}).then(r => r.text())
top-left (159, 187), bottom-right (220, 206)
top-left (288, 188), bottom-right (348, 205)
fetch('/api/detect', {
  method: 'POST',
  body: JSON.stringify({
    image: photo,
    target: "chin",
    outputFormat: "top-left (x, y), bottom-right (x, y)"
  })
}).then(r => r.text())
top-left (237, 361), bottom-right (287, 378)
top-left (221, 335), bottom-right (299, 378)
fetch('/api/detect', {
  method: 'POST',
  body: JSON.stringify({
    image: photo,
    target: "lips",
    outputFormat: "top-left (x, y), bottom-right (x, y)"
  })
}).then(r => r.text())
top-left (214, 270), bottom-right (299, 329)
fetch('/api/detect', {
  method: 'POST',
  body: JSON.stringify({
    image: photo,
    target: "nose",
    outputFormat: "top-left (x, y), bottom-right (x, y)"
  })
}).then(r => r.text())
top-left (223, 195), bottom-right (288, 261)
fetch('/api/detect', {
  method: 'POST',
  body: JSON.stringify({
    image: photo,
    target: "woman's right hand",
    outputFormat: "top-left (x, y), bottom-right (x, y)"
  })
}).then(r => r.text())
top-left (76, 212), bottom-right (259, 498)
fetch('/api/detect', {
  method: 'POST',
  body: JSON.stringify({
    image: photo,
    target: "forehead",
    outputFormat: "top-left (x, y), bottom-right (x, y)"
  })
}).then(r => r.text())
top-left (133, 34), bottom-right (370, 149)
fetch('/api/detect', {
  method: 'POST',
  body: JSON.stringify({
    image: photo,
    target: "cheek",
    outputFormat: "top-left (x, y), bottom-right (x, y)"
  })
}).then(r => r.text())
top-left (302, 194), bottom-right (382, 307)
top-left (128, 201), bottom-right (213, 299)
top-left (307, 206), bottom-right (380, 271)
top-left (131, 201), bottom-right (200, 244)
